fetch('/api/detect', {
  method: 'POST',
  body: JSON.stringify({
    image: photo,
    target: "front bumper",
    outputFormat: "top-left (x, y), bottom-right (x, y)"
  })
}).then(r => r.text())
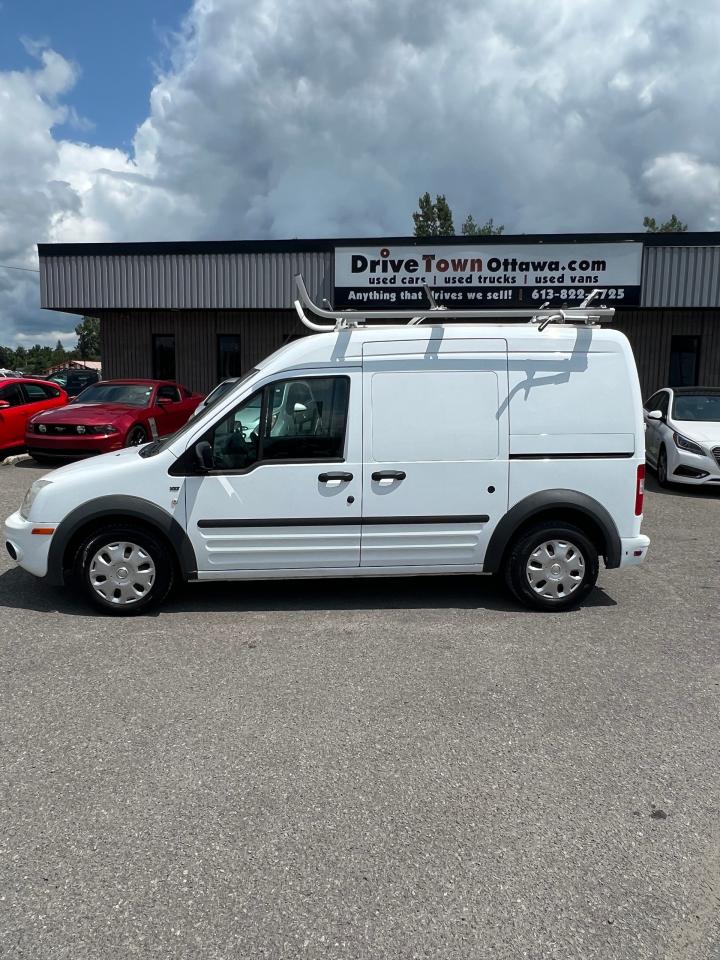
top-left (4, 511), bottom-right (54, 578)
top-left (668, 445), bottom-right (720, 485)
top-left (25, 431), bottom-right (123, 459)
top-left (618, 534), bottom-right (650, 568)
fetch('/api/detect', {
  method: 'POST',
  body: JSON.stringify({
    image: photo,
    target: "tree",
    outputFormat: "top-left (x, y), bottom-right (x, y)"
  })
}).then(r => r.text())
top-left (75, 316), bottom-right (101, 360)
top-left (412, 193), bottom-right (455, 237)
top-left (52, 339), bottom-right (65, 365)
top-left (13, 346), bottom-right (27, 371)
top-left (643, 214), bottom-right (688, 233)
top-left (461, 215), bottom-right (505, 236)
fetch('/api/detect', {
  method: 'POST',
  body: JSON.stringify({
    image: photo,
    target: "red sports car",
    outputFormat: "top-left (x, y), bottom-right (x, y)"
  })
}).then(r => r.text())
top-left (0, 378), bottom-right (68, 454)
top-left (26, 379), bottom-right (203, 462)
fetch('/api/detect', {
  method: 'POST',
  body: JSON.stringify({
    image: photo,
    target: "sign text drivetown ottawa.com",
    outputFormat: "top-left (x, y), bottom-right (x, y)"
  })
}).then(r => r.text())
top-left (333, 242), bottom-right (643, 309)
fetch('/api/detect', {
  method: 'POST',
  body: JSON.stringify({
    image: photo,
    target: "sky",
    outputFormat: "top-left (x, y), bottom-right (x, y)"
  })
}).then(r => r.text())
top-left (1, 0), bottom-right (720, 347)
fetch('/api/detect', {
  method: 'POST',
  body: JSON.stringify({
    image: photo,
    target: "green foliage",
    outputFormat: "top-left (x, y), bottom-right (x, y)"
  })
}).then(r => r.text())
top-left (412, 193), bottom-right (455, 237)
top-left (0, 321), bottom-right (100, 373)
top-left (461, 215), bottom-right (504, 236)
top-left (643, 214), bottom-right (688, 233)
top-left (75, 316), bottom-right (101, 360)
top-left (413, 194), bottom-right (502, 238)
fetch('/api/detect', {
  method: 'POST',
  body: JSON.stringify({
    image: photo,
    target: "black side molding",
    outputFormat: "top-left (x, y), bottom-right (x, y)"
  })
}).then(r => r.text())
top-left (45, 495), bottom-right (198, 587)
top-left (509, 452), bottom-right (634, 460)
top-left (482, 490), bottom-right (622, 573)
top-left (198, 515), bottom-right (490, 528)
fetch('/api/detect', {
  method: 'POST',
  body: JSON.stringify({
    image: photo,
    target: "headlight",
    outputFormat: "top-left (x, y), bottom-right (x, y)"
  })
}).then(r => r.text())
top-left (89, 424), bottom-right (119, 435)
top-left (20, 479), bottom-right (53, 520)
top-left (673, 432), bottom-right (704, 456)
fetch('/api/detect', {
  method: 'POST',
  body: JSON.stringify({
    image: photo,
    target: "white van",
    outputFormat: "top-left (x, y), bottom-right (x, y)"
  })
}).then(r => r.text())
top-left (4, 282), bottom-right (649, 615)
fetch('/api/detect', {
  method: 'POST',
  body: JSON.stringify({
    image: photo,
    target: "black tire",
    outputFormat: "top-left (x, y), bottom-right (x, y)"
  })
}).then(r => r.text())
top-left (73, 524), bottom-right (174, 616)
top-left (504, 521), bottom-right (599, 612)
top-left (656, 445), bottom-right (671, 487)
top-left (126, 425), bottom-right (148, 447)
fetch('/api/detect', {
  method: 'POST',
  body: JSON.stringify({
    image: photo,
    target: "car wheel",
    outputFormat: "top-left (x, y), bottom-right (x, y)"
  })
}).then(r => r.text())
top-left (504, 521), bottom-right (599, 612)
top-left (656, 445), bottom-right (670, 487)
top-left (73, 524), bottom-right (174, 616)
top-left (126, 425), bottom-right (148, 447)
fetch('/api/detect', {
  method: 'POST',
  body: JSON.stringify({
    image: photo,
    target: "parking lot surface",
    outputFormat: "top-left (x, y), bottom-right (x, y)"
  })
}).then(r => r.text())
top-left (1, 461), bottom-right (718, 959)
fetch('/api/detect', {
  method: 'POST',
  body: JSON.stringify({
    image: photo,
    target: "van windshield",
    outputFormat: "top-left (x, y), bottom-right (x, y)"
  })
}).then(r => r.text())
top-left (139, 368), bottom-right (258, 458)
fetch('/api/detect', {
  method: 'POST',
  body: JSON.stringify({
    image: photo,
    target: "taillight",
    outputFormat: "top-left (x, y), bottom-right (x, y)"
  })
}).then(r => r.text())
top-left (635, 463), bottom-right (646, 516)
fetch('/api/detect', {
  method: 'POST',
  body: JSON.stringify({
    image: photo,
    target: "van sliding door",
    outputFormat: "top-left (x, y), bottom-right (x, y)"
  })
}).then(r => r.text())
top-left (360, 340), bottom-right (509, 568)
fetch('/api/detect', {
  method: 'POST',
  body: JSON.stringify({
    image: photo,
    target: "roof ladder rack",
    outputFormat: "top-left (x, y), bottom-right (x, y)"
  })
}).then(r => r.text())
top-left (293, 275), bottom-right (615, 332)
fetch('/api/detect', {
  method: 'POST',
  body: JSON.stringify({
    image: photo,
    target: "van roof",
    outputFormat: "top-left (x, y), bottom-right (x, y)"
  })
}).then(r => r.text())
top-left (256, 323), bottom-right (631, 376)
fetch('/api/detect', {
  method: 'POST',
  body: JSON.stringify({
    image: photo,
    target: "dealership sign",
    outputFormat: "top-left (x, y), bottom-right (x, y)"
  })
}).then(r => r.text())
top-left (334, 242), bottom-right (643, 309)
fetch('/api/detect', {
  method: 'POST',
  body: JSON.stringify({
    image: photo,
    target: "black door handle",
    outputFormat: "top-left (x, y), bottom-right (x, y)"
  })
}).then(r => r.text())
top-left (371, 470), bottom-right (406, 481)
top-left (318, 471), bottom-right (353, 482)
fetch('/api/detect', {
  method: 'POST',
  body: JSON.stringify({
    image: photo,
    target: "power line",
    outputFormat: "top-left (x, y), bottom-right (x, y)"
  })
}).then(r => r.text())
top-left (0, 263), bottom-right (40, 274)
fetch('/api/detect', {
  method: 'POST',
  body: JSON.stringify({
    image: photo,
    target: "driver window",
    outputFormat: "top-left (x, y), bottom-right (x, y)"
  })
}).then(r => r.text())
top-left (203, 376), bottom-right (350, 471)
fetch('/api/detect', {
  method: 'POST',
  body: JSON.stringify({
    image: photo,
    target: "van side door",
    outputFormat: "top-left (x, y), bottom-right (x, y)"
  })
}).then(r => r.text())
top-left (360, 339), bottom-right (509, 568)
top-left (182, 371), bottom-right (362, 573)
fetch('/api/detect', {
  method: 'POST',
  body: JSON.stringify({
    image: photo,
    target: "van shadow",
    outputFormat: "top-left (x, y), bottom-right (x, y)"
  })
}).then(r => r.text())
top-left (0, 566), bottom-right (617, 618)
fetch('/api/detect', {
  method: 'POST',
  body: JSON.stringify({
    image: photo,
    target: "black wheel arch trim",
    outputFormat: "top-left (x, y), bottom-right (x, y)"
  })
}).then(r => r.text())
top-left (45, 495), bottom-right (197, 586)
top-left (482, 489), bottom-right (622, 573)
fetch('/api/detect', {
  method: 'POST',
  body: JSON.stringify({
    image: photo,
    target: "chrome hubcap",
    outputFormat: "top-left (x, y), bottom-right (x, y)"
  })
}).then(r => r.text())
top-left (526, 539), bottom-right (585, 601)
top-left (89, 541), bottom-right (155, 605)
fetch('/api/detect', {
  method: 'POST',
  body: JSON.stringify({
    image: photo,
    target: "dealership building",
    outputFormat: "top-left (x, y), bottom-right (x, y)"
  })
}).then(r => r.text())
top-left (38, 232), bottom-right (720, 397)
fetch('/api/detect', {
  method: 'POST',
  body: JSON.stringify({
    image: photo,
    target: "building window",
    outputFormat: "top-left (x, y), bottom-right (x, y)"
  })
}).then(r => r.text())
top-left (217, 335), bottom-right (243, 380)
top-left (153, 335), bottom-right (176, 381)
top-left (669, 335), bottom-right (700, 387)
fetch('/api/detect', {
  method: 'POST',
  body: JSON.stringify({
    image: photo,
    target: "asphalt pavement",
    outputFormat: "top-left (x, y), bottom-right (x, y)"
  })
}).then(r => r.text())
top-left (1, 461), bottom-right (718, 959)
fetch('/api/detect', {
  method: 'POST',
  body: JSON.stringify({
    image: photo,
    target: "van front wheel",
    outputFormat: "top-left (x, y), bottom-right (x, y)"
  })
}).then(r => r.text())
top-left (504, 522), bottom-right (599, 611)
top-left (74, 524), bottom-right (174, 615)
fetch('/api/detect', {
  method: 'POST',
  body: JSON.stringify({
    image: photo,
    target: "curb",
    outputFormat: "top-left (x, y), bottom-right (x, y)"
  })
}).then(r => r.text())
top-left (1, 454), bottom-right (32, 466)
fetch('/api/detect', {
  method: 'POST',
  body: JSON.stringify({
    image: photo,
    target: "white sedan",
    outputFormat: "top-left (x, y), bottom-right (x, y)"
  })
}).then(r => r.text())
top-left (644, 387), bottom-right (720, 487)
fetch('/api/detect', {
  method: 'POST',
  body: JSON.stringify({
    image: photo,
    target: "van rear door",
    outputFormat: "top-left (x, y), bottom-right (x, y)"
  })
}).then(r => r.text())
top-left (360, 338), bottom-right (508, 568)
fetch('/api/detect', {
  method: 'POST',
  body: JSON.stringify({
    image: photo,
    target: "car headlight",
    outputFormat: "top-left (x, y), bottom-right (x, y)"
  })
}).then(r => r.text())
top-left (673, 432), bottom-right (704, 456)
top-left (20, 479), bottom-right (54, 520)
top-left (89, 424), bottom-right (119, 435)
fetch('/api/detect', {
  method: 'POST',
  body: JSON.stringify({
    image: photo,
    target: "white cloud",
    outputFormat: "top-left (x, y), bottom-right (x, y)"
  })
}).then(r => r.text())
top-left (3, 0), bottom-right (720, 343)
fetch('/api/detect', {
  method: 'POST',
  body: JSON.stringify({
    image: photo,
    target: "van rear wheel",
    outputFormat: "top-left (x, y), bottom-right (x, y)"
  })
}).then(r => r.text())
top-left (504, 521), bottom-right (599, 611)
top-left (73, 524), bottom-right (174, 615)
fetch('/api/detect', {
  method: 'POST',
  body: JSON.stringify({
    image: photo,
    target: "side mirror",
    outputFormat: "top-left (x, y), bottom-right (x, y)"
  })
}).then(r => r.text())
top-left (0, 400), bottom-right (9, 409)
top-left (195, 440), bottom-right (215, 470)
top-left (646, 409), bottom-right (664, 422)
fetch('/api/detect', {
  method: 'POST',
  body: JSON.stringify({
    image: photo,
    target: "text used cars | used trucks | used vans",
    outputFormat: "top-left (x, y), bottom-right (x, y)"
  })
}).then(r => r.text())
top-left (4, 279), bottom-right (649, 615)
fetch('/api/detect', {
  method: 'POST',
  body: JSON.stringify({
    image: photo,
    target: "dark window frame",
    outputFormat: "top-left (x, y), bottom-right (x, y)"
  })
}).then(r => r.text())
top-left (152, 334), bottom-right (176, 381)
top-left (170, 374), bottom-right (351, 477)
top-left (217, 334), bottom-right (243, 382)
top-left (668, 335), bottom-right (701, 388)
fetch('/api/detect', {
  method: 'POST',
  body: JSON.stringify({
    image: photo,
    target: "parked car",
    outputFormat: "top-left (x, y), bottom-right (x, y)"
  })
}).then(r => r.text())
top-left (0, 378), bottom-right (68, 454)
top-left (644, 386), bottom-right (720, 487)
top-left (46, 368), bottom-right (101, 399)
top-left (5, 297), bottom-right (649, 615)
top-left (25, 379), bottom-right (202, 462)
